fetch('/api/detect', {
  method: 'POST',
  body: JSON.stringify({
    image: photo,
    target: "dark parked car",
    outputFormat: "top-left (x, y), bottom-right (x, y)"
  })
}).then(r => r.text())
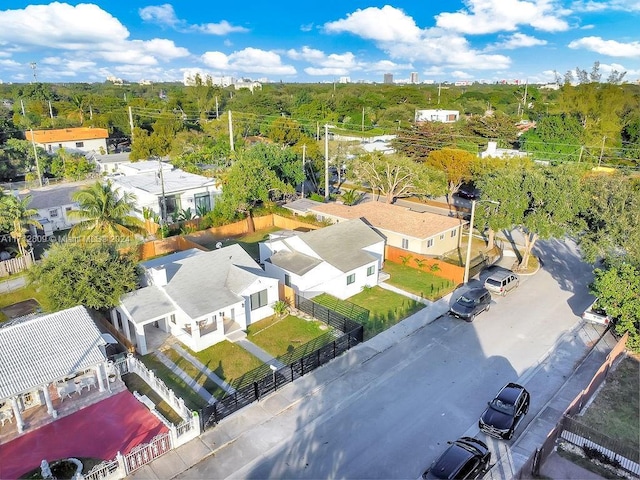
top-left (449, 288), bottom-right (491, 322)
top-left (422, 437), bottom-right (492, 479)
top-left (455, 185), bottom-right (481, 200)
top-left (479, 382), bottom-right (530, 440)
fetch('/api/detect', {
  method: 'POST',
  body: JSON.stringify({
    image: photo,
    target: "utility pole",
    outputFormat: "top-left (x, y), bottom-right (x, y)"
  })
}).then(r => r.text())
top-left (301, 144), bottom-right (306, 198)
top-left (437, 83), bottom-right (441, 105)
top-left (157, 156), bottom-right (167, 227)
top-left (324, 124), bottom-right (330, 202)
top-left (598, 136), bottom-right (606, 167)
top-left (228, 110), bottom-right (234, 152)
top-left (29, 129), bottom-right (43, 187)
top-left (215, 96), bottom-right (219, 119)
top-left (20, 99), bottom-right (25, 116)
top-left (89, 105), bottom-right (93, 120)
top-left (362, 107), bottom-right (365, 132)
top-left (128, 106), bottom-right (135, 139)
top-left (30, 62), bottom-right (37, 83)
top-left (48, 101), bottom-right (53, 119)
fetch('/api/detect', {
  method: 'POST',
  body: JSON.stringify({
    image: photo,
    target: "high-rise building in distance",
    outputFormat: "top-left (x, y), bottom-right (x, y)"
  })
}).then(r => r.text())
top-left (410, 72), bottom-right (419, 84)
top-left (383, 73), bottom-right (393, 84)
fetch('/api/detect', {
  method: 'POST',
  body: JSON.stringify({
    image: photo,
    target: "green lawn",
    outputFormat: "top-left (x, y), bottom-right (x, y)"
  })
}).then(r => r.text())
top-left (383, 262), bottom-right (455, 301)
top-left (246, 314), bottom-right (331, 358)
top-left (346, 287), bottom-right (426, 339)
top-left (580, 356), bottom-right (640, 451)
top-left (121, 373), bottom-right (184, 424)
top-left (0, 284), bottom-right (51, 322)
top-left (139, 354), bottom-right (208, 411)
top-left (161, 348), bottom-right (227, 400)
top-left (186, 340), bottom-right (264, 385)
top-left (200, 227), bottom-right (281, 260)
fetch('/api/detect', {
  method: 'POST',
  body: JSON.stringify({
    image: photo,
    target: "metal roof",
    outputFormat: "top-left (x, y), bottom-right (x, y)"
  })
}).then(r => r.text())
top-left (0, 306), bottom-right (107, 399)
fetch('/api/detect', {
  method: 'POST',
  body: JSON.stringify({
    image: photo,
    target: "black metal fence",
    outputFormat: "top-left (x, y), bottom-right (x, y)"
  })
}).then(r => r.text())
top-left (295, 293), bottom-right (369, 327)
top-left (198, 296), bottom-right (365, 430)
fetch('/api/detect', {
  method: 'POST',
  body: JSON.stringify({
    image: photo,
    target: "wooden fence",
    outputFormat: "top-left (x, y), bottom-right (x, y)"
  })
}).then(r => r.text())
top-left (0, 251), bottom-right (34, 277)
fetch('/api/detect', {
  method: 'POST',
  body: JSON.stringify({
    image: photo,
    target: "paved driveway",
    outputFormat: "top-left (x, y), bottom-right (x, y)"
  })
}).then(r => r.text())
top-left (134, 238), bottom-right (603, 480)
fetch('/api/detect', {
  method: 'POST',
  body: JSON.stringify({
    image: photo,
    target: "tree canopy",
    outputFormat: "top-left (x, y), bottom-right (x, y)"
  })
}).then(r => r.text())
top-left (425, 148), bottom-right (478, 199)
top-left (28, 242), bottom-right (139, 311)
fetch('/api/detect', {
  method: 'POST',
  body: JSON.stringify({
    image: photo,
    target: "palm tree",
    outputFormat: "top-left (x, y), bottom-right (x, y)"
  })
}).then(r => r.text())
top-left (68, 180), bottom-right (146, 241)
top-left (1, 195), bottom-right (42, 258)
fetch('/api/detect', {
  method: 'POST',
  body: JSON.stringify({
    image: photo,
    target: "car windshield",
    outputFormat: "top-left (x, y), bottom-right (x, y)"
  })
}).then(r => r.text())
top-left (485, 278), bottom-right (502, 287)
top-left (457, 295), bottom-right (476, 307)
top-left (490, 398), bottom-right (514, 415)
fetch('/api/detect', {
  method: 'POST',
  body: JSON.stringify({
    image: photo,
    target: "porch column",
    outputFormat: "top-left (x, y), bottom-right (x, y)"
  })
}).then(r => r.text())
top-left (10, 397), bottom-right (24, 433)
top-left (110, 310), bottom-right (121, 330)
top-left (123, 318), bottom-right (133, 343)
top-left (134, 324), bottom-right (147, 355)
top-left (96, 363), bottom-right (107, 392)
top-left (41, 385), bottom-right (57, 418)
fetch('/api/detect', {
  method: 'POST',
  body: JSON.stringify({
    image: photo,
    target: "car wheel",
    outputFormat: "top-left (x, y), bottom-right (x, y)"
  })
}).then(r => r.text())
top-left (467, 314), bottom-right (475, 322)
top-left (507, 431), bottom-right (514, 440)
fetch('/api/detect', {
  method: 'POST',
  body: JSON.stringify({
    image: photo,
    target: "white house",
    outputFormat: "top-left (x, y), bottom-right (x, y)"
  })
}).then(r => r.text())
top-left (21, 180), bottom-right (94, 235)
top-left (110, 245), bottom-right (280, 354)
top-left (109, 166), bottom-right (221, 221)
top-left (414, 109), bottom-right (460, 123)
top-left (25, 127), bottom-right (109, 155)
top-left (259, 218), bottom-right (386, 300)
top-left (480, 141), bottom-right (530, 159)
top-left (0, 306), bottom-right (112, 434)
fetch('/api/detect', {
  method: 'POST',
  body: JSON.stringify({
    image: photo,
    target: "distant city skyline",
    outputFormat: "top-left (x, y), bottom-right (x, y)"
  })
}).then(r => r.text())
top-left (0, 1), bottom-right (639, 85)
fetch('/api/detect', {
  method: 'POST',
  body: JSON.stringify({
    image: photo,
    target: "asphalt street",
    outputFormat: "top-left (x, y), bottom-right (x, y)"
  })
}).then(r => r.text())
top-left (132, 237), bottom-right (609, 480)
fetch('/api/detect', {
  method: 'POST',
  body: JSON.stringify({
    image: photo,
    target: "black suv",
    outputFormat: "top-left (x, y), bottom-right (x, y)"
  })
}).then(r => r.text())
top-left (479, 382), bottom-right (530, 440)
top-left (449, 288), bottom-right (491, 322)
top-left (422, 437), bottom-right (492, 479)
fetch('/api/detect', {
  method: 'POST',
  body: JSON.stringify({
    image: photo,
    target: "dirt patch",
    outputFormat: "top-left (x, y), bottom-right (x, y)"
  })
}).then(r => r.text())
top-left (1, 299), bottom-right (41, 319)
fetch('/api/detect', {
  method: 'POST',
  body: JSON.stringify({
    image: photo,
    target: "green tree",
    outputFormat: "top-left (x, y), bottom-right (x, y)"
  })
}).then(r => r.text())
top-left (520, 114), bottom-right (584, 162)
top-left (463, 112), bottom-right (520, 147)
top-left (476, 164), bottom-right (586, 268)
top-left (574, 173), bottom-right (640, 264)
top-left (590, 261), bottom-right (640, 352)
top-left (266, 117), bottom-right (304, 146)
top-left (28, 242), bottom-right (139, 311)
top-left (425, 148), bottom-right (478, 200)
top-left (349, 152), bottom-right (446, 203)
top-left (68, 180), bottom-right (145, 242)
top-left (1, 195), bottom-right (42, 258)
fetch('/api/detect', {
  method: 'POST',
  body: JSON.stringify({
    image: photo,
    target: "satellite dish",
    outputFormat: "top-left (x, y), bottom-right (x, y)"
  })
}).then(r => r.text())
top-left (215, 242), bottom-right (223, 249)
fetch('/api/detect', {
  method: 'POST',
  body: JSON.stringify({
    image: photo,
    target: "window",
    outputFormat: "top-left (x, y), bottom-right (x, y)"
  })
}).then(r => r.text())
top-left (161, 195), bottom-right (181, 219)
top-left (284, 274), bottom-right (291, 287)
top-left (401, 238), bottom-right (409, 249)
top-left (250, 289), bottom-right (268, 310)
top-left (194, 193), bottom-right (211, 213)
top-left (75, 141), bottom-right (84, 148)
top-left (170, 314), bottom-right (176, 324)
top-left (49, 209), bottom-right (58, 218)
top-left (347, 273), bottom-right (355, 285)
top-left (440, 234), bottom-right (445, 240)
top-left (451, 230), bottom-right (457, 237)
top-left (427, 239), bottom-right (433, 248)
top-left (65, 206), bottom-right (72, 212)
top-left (219, 311), bottom-right (224, 318)
top-left (367, 265), bottom-right (375, 276)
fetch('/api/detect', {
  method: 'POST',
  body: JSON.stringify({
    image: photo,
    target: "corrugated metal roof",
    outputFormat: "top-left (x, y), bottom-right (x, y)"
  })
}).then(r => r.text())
top-left (0, 306), bottom-right (107, 398)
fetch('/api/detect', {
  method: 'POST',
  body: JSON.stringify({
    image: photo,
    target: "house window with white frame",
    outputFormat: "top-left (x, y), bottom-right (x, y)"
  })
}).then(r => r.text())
top-left (347, 273), bottom-right (355, 285)
top-left (75, 142), bottom-right (84, 148)
top-left (427, 238), bottom-right (433, 248)
top-left (402, 238), bottom-right (409, 249)
top-left (451, 230), bottom-right (457, 237)
top-left (250, 289), bottom-right (268, 310)
top-left (367, 265), bottom-right (375, 276)
top-left (440, 234), bottom-right (445, 240)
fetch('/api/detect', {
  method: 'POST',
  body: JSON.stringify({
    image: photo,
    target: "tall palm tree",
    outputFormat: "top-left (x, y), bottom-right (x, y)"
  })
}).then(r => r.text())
top-left (1, 195), bottom-right (42, 258)
top-left (68, 180), bottom-right (146, 241)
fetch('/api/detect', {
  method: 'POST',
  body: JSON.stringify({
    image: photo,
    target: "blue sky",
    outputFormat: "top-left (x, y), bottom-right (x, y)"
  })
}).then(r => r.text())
top-left (0, 1), bottom-right (639, 85)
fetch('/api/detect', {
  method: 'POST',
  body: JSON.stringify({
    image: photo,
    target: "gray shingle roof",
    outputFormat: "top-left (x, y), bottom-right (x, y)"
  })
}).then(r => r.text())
top-left (0, 306), bottom-right (106, 399)
top-left (121, 285), bottom-right (176, 324)
top-left (295, 218), bottom-right (383, 272)
top-left (269, 251), bottom-right (323, 276)
top-left (22, 181), bottom-right (92, 209)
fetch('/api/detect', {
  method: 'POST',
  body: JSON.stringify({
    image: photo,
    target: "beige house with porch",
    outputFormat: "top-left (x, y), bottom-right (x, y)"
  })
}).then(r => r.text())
top-left (0, 306), bottom-right (115, 436)
top-left (110, 244), bottom-right (279, 354)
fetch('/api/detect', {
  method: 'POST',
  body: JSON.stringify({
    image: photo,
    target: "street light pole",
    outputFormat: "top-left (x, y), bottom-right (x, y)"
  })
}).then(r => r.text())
top-left (463, 200), bottom-right (477, 285)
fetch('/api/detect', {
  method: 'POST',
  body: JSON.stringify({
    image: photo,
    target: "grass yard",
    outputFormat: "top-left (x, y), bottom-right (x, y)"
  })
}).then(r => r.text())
top-left (247, 314), bottom-right (331, 358)
top-left (199, 227), bottom-right (281, 260)
top-left (346, 287), bottom-right (426, 339)
top-left (121, 373), bottom-right (184, 424)
top-left (161, 348), bottom-right (228, 400)
top-left (139, 354), bottom-right (208, 411)
top-left (186, 340), bottom-right (264, 385)
top-left (579, 355), bottom-right (640, 451)
top-left (383, 262), bottom-right (456, 301)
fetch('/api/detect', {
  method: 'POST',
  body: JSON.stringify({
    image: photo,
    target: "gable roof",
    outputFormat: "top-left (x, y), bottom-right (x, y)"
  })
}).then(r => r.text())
top-left (125, 244), bottom-right (272, 320)
top-left (20, 180), bottom-right (93, 210)
top-left (26, 127), bottom-right (109, 144)
top-left (310, 201), bottom-right (463, 240)
top-left (0, 306), bottom-right (106, 399)
top-left (270, 219), bottom-right (383, 274)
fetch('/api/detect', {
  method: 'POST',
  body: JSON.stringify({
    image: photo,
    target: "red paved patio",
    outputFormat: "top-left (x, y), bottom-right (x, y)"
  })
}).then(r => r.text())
top-left (0, 390), bottom-right (168, 480)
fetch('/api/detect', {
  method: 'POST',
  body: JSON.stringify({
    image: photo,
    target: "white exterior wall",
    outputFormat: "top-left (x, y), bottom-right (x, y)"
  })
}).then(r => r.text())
top-left (309, 262), bottom-right (378, 300)
top-left (35, 203), bottom-right (81, 232)
top-left (42, 138), bottom-right (107, 155)
top-left (241, 277), bottom-right (279, 326)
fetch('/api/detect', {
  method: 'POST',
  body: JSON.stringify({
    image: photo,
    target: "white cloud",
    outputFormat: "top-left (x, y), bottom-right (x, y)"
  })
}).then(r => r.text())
top-left (195, 21), bottom-right (248, 35)
top-left (287, 46), bottom-right (326, 62)
top-left (201, 48), bottom-right (296, 75)
top-left (139, 4), bottom-right (180, 27)
top-left (324, 6), bottom-right (422, 42)
top-left (435, 0), bottom-right (570, 34)
top-left (488, 33), bottom-right (548, 50)
top-left (451, 70), bottom-right (472, 79)
top-left (568, 36), bottom-right (640, 57)
top-left (571, 0), bottom-right (640, 12)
